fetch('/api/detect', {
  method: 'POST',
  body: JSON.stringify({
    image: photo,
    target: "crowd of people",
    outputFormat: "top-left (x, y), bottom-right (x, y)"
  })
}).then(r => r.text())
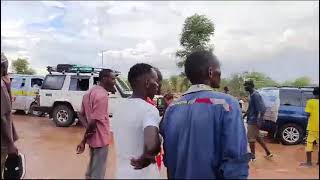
top-left (1, 51), bottom-right (319, 179)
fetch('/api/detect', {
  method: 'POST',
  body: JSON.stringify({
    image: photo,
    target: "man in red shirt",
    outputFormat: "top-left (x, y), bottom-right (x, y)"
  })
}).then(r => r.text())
top-left (145, 67), bottom-right (163, 170)
top-left (76, 69), bottom-right (116, 179)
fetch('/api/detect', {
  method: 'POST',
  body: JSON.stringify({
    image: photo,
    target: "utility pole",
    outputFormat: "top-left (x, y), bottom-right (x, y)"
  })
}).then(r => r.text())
top-left (101, 50), bottom-right (104, 67)
top-left (101, 50), bottom-right (107, 67)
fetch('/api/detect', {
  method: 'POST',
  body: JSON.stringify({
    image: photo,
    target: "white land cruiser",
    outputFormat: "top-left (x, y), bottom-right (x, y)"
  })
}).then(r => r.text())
top-left (35, 65), bottom-right (132, 127)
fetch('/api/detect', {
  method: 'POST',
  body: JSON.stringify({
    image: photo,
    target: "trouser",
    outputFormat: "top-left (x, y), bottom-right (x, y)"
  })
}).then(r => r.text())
top-left (85, 145), bottom-right (108, 179)
top-left (306, 131), bottom-right (319, 152)
top-left (247, 124), bottom-right (260, 143)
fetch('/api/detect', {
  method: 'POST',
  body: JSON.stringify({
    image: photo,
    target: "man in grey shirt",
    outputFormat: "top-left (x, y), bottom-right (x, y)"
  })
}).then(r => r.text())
top-left (1, 53), bottom-right (19, 174)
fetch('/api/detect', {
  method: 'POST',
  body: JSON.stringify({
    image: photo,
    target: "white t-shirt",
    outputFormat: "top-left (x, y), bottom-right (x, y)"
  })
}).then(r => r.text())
top-left (112, 98), bottom-right (161, 179)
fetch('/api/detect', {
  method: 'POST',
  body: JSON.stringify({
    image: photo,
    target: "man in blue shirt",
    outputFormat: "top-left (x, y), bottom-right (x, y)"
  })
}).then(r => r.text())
top-left (243, 80), bottom-right (273, 161)
top-left (160, 51), bottom-right (250, 179)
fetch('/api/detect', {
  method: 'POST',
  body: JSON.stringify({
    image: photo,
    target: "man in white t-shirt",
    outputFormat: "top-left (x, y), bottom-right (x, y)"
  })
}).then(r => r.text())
top-left (112, 63), bottom-right (161, 179)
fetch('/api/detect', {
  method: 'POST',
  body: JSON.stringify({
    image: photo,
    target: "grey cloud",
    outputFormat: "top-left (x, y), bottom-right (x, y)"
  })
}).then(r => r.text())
top-left (1, 1), bottom-right (318, 83)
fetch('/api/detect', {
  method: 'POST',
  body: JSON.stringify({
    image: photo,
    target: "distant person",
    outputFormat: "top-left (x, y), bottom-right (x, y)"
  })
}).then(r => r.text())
top-left (224, 86), bottom-right (229, 94)
top-left (76, 69), bottom-right (116, 179)
top-left (163, 93), bottom-right (174, 109)
top-left (146, 67), bottom-right (164, 171)
top-left (160, 51), bottom-right (250, 179)
top-left (300, 87), bottom-right (319, 167)
top-left (243, 80), bottom-right (273, 161)
top-left (145, 67), bottom-right (162, 106)
top-left (112, 63), bottom-right (161, 178)
top-left (1, 53), bottom-right (19, 174)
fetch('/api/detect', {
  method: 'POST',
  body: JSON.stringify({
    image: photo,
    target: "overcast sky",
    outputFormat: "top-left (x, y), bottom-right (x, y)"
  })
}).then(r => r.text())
top-left (1, 1), bottom-right (319, 83)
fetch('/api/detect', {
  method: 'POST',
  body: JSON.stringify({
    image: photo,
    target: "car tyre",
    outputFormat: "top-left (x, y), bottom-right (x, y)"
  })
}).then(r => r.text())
top-left (52, 104), bottom-right (75, 127)
top-left (279, 123), bottom-right (304, 145)
top-left (29, 103), bottom-right (44, 117)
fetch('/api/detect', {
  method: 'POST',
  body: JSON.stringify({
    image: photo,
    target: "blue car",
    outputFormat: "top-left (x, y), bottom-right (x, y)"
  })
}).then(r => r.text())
top-left (259, 87), bottom-right (315, 145)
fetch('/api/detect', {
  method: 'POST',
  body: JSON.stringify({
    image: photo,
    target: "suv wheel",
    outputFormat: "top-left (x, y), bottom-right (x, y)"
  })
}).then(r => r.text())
top-left (29, 103), bottom-right (44, 117)
top-left (52, 104), bottom-right (75, 127)
top-left (279, 123), bottom-right (304, 145)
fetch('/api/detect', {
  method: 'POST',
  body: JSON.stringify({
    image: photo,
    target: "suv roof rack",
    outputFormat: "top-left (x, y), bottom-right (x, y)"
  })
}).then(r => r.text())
top-left (277, 86), bottom-right (317, 89)
top-left (47, 64), bottom-right (121, 76)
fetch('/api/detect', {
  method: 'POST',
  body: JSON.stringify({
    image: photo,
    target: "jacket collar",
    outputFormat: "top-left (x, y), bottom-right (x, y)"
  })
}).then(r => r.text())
top-left (183, 84), bottom-right (213, 95)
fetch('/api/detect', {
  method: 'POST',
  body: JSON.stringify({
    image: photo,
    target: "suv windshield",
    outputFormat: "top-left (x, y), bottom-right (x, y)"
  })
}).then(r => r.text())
top-left (42, 75), bottom-right (66, 90)
top-left (116, 77), bottom-right (131, 92)
top-left (116, 77), bottom-right (132, 97)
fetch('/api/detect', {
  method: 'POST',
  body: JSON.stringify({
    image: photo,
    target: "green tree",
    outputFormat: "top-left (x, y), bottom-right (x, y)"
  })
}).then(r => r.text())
top-left (243, 71), bottom-right (278, 89)
top-left (12, 58), bottom-right (35, 75)
top-left (160, 79), bottom-right (172, 94)
top-left (169, 75), bottom-right (179, 92)
top-left (291, 76), bottom-right (311, 87)
top-left (176, 14), bottom-right (215, 68)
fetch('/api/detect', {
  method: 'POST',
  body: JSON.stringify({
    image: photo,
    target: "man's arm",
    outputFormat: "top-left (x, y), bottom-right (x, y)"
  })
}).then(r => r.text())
top-left (131, 109), bottom-right (161, 169)
top-left (218, 98), bottom-right (250, 179)
top-left (1, 117), bottom-right (18, 154)
top-left (143, 126), bottom-right (161, 157)
top-left (131, 126), bottom-right (160, 169)
top-left (77, 93), bottom-right (107, 154)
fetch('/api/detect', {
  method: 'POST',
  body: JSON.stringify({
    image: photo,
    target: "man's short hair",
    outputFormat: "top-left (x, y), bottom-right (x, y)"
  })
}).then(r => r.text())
top-left (184, 51), bottom-right (219, 84)
top-left (313, 87), bottom-right (319, 96)
top-left (224, 86), bottom-right (229, 92)
top-left (99, 69), bottom-right (113, 81)
top-left (128, 63), bottom-right (154, 88)
top-left (244, 80), bottom-right (255, 87)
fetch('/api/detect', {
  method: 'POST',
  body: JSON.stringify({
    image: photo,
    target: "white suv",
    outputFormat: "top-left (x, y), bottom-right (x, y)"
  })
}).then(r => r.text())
top-left (35, 68), bottom-right (132, 127)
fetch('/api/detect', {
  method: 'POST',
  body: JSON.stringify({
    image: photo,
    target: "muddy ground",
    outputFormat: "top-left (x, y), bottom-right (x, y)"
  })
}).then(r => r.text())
top-left (12, 114), bottom-right (319, 179)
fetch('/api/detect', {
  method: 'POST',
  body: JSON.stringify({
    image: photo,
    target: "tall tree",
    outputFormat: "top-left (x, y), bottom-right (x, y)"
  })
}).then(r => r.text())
top-left (176, 14), bottom-right (215, 68)
top-left (291, 76), bottom-right (311, 87)
top-left (12, 58), bottom-right (35, 75)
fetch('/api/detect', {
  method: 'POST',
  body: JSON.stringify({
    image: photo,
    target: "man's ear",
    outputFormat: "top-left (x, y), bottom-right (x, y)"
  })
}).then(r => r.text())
top-left (145, 79), bottom-right (150, 88)
top-left (208, 67), bottom-right (213, 78)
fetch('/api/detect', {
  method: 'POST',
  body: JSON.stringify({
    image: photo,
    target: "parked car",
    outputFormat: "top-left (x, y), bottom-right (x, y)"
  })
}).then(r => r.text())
top-left (259, 87), bottom-right (315, 145)
top-left (34, 65), bottom-right (133, 127)
top-left (9, 74), bottom-right (44, 116)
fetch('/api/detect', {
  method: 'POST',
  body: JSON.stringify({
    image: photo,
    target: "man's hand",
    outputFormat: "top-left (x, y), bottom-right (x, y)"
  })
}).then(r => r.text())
top-left (130, 155), bottom-right (156, 170)
top-left (7, 143), bottom-right (18, 155)
top-left (76, 141), bottom-right (85, 154)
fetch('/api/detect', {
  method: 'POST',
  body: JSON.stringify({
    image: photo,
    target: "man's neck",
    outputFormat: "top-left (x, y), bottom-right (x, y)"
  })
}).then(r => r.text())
top-left (249, 89), bottom-right (255, 95)
top-left (131, 91), bottom-right (147, 100)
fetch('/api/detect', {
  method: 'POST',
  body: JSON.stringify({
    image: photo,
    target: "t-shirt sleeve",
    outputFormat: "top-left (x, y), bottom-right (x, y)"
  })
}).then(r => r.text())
top-left (305, 100), bottom-right (312, 113)
top-left (253, 93), bottom-right (266, 112)
top-left (142, 106), bottom-right (161, 130)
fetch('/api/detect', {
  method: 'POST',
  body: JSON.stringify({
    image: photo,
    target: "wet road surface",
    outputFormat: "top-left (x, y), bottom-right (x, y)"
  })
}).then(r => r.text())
top-left (12, 114), bottom-right (319, 179)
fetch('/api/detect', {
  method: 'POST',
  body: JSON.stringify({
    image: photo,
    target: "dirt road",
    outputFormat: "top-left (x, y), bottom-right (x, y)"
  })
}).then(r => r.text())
top-left (12, 114), bottom-right (319, 179)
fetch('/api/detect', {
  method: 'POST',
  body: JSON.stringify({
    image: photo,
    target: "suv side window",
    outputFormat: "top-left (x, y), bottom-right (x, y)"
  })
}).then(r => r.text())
top-left (302, 91), bottom-right (314, 107)
top-left (31, 78), bottom-right (43, 88)
top-left (93, 77), bottom-right (99, 85)
top-left (279, 89), bottom-right (301, 106)
top-left (69, 76), bottom-right (90, 91)
top-left (42, 75), bottom-right (66, 90)
top-left (11, 78), bottom-right (23, 89)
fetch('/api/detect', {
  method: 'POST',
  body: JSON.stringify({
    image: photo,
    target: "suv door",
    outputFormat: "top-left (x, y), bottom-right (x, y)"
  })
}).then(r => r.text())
top-left (278, 89), bottom-right (304, 122)
top-left (66, 75), bottom-right (90, 112)
top-left (11, 77), bottom-right (28, 111)
top-left (40, 75), bottom-right (66, 107)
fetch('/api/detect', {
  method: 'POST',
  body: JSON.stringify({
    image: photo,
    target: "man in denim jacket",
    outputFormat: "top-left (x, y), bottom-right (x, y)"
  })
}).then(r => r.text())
top-left (160, 51), bottom-right (250, 179)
